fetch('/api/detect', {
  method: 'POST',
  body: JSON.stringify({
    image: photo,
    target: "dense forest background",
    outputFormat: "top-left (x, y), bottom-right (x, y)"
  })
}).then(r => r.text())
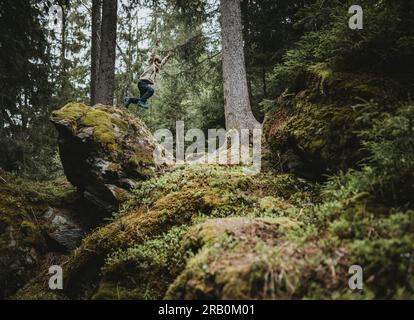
top-left (3, 0), bottom-right (411, 180)
top-left (1, 0), bottom-right (414, 300)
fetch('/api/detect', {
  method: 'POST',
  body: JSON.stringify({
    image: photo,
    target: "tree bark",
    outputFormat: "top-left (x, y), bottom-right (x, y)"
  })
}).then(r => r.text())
top-left (262, 66), bottom-right (267, 98)
top-left (59, 4), bottom-right (68, 95)
top-left (220, 0), bottom-right (260, 131)
top-left (95, 0), bottom-right (117, 105)
top-left (90, 0), bottom-right (102, 105)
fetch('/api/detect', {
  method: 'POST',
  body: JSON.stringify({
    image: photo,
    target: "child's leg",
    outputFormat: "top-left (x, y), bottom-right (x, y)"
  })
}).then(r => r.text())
top-left (138, 81), bottom-right (154, 103)
top-left (128, 97), bottom-right (140, 104)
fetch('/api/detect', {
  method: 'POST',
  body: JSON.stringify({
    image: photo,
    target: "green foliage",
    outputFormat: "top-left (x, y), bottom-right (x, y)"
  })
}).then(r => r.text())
top-left (254, 101), bottom-right (414, 299)
top-left (0, 0), bottom-right (92, 179)
top-left (105, 225), bottom-right (190, 276)
top-left (241, 0), bottom-right (311, 117)
top-left (324, 103), bottom-right (414, 206)
top-left (359, 104), bottom-right (414, 204)
top-left (0, 0), bottom-right (56, 179)
top-left (269, 0), bottom-right (414, 95)
top-left (300, 102), bottom-right (414, 298)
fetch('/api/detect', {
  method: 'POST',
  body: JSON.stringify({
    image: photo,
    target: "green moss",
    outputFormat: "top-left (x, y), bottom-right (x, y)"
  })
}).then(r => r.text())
top-left (51, 103), bottom-right (89, 128)
top-left (264, 70), bottom-right (405, 178)
top-left (128, 154), bottom-right (153, 167)
top-left (111, 186), bottom-right (130, 203)
top-left (52, 103), bottom-right (133, 154)
top-left (108, 163), bottom-right (122, 173)
top-left (166, 217), bottom-right (302, 299)
top-left (265, 95), bottom-right (363, 176)
top-left (80, 109), bottom-right (120, 150)
top-left (112, 118), bottom-right (129, 132)
top-left (127, 152), bottom-right (155, 178)
top-left (92, 225), bottom-right (189, 300)
top-left (13, 283), bottom-right (64, 300)
top-left (307, 63), bottom-right (333, 94)
top-left (0, 169), bottom-right (76, 299)
top-left (19, 220), bottom-right (43, 247)
top-left (62, 165), bottom-right (318, 299)
top-left (9, 156), bottom-right (410, 300)
top-left (260, 196), bottom-right (294, 211)
top-left (91, 282), bottom-right (148, 300)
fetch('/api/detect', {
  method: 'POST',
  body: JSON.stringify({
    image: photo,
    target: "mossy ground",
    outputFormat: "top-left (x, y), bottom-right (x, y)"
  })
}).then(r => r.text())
top-left (16, 139), bottom-right (413, 300)
top-left (29, 165), bottom-right (317, 299)
top-left (12, 159), bottom-right (414, 300)
top-left (0, 169), bottom-right (77, 299)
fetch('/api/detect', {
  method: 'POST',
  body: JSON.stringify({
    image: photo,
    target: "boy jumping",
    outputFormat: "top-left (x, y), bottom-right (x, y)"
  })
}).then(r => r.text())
top-left (124, 40), bottom-right (172, 109)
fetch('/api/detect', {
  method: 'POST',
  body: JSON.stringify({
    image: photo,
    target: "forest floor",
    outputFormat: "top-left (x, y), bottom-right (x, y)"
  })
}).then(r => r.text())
top-left (4, 159), bottom-right (413, 300)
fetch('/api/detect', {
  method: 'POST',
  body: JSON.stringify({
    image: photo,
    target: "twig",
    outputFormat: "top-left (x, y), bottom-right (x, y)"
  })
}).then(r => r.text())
top-left (30, 208), bottom-right (40, 228)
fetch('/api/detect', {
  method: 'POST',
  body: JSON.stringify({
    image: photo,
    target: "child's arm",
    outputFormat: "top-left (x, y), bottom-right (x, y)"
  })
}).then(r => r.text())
top-left (160, 51), bottom-right (173, 68)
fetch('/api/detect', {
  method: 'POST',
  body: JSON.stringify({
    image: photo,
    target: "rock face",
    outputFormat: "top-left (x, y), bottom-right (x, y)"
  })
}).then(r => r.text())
top-left (43, 207), bottom-right (84, 251)
top-left (263, 65), bottom-right (407, 180)
top-left (50, 103), bottom-right (164, 214)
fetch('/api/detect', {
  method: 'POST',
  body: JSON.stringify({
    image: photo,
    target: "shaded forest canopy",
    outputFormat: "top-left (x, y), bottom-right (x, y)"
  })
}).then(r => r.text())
top-left (0, 0), bottom-right (413, 300)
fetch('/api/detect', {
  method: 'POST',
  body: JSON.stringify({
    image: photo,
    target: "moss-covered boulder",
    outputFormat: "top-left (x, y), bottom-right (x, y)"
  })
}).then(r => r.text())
top-left (32, 165), bottom-right (317, 299)
top-left (166, 217), bottom-right (302, 299)
top-left (263, 65), bottom-right (411, 179)
top-left (50, 103), bottom-right (167, 214)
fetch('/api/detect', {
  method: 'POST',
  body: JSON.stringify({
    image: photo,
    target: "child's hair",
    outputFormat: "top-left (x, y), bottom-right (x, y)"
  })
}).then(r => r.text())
top-left (149, 55), bottom-right (162, 64)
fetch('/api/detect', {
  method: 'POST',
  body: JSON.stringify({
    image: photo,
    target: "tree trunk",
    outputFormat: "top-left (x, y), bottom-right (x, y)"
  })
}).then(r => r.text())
top-left (60, 4), bottom-right (68, 95)
top-left (90, 0), bottom-right (102, 106)
top-left (95, 0), bottom-right (117, 105)
top-left (262, 66), bottom-right (267, 98)
top-left (220, 0), bottom-right (260, 131)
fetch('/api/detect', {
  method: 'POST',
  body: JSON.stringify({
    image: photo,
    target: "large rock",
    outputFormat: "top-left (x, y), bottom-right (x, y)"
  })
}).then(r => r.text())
top-left (42, 207), bottom-right (84, 251)
top-left (263, 65), bottom-right (410, 180)
top-left (50, 103), bottom-right (165, 214)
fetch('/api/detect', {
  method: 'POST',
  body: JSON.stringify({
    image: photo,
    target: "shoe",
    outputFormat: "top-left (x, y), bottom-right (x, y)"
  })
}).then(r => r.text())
top-left (123, 97), bottom-right (131, 108)
top-left (137, 100), bottom-right (149, 109)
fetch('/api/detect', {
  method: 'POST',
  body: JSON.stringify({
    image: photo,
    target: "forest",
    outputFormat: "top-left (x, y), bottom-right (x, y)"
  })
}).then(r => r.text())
top-left (0, 0), bottom-right (413, 300)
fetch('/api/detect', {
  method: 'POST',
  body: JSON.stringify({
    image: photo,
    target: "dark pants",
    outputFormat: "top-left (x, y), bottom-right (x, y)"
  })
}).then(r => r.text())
top-left (129, 80), bottom-right (154, 104)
